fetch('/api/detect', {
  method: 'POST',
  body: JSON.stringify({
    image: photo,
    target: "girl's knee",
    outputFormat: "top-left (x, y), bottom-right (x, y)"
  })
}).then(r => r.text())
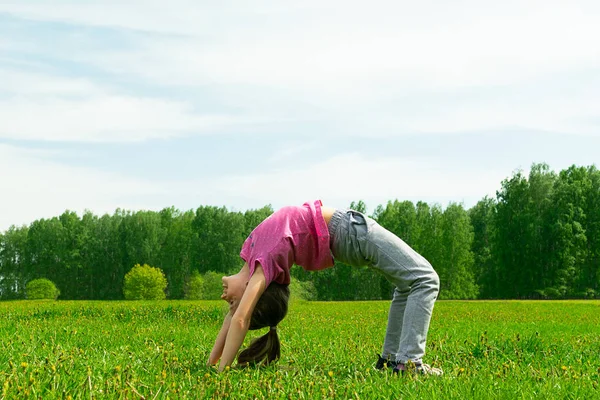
top-left (417, 260), bottom-right (439, 292)
top-left (411, 268), bottom-right (439, 295)
top-left (428, 270), bottom-right (440, 294)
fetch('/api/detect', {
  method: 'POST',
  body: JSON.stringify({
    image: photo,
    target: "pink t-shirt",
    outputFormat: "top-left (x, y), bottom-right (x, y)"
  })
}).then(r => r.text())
top-left (240, 200), bottom-right (334, 287)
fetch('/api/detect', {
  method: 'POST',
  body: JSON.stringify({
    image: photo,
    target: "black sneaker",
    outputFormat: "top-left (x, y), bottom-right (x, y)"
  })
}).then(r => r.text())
top-left (374, 354), bottom-right (398, 370)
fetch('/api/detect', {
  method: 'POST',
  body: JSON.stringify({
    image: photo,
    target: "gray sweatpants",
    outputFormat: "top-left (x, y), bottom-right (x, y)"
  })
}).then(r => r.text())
top-left (327, 209), bottom-right (440, 364)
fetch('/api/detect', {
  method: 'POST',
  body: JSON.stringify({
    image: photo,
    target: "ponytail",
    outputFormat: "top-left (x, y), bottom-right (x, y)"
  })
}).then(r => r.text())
top-left (237, 326), bottom-right (281, 366)
top-left (237, 282), bottom-right (289, 367)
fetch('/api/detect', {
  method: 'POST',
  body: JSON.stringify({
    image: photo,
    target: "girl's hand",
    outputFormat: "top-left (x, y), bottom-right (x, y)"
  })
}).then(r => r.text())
top-left (208, 312), bottom-right (233, 366)
top-left (217, 265), bottom-right (266, 371)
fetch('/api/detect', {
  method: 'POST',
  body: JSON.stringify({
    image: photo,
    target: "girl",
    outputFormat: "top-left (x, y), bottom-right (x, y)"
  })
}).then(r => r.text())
top-left (207, 200), bottom-right (442, 375)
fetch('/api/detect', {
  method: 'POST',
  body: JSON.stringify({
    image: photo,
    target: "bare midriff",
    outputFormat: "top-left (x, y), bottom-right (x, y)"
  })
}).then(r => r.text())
top-left (321, 206), bottom-right (336, 226)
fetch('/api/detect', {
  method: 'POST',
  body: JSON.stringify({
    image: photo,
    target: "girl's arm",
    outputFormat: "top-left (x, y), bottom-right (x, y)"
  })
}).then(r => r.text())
top-left (207, 312), bottom-right (232, 366)
top-left (218, 265), bottom-right (266, 371)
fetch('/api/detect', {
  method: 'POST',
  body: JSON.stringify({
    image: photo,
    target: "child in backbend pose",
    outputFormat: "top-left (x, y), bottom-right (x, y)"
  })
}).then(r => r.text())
top-left (208, 200), bottom-right (442, 375)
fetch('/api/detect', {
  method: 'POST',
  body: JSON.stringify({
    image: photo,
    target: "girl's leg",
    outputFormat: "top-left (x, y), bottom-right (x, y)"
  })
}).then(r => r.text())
top-left (363, 221), bottom-right (439, 364)
top-left (394, 269), bottom-right (439, 364)
top-left (382, 287), bottom-right (409, 360)
top-left (328, 209), bottom-right (440, 364)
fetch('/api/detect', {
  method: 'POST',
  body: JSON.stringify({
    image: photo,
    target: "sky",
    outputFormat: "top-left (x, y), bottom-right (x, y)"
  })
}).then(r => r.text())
top-left (1, 0), bottom-right (599, 232)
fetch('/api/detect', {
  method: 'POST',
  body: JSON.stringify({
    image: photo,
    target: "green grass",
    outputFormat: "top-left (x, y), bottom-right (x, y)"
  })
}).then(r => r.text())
top-left (1, 300), bottom-right (599, 399)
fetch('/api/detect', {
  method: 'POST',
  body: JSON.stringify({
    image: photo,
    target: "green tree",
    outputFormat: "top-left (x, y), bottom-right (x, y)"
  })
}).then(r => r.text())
top-left (548, 166), bottom-right (589, 297)
top-left (26, 278), bottom-right (60, 300)
top-left (201, 271), bottom-right (224, 300)
top-left (373, 200), bottom-right (417, 246)
top-left (57, 210), bottom-right (88, 299)
top-left (438, 203), bottom-right (477, 299)
top-left (192, 207), bottom-right (245, 275)
top-left (158, 207), bottom-right (196, 299)
top-left (91, 212), bottom-right (125, 299)
top-left (413, 202), bottom-right (444, 283)
top-left (494, 170), bottom-right (531, 298)
top-left (119, 211), bottom-right (166, 274)
top-left (413, 202), bottom-right (435, 258)
top-left (243, 206), bottom-right (273, 235)
top-left (524, 164), bottom-right (556, 296)
top-left (289, 279), bottom-right (317, 301)
top-left (0, 226), bottom-right (29, 299)
top-left (5, 164), bottom-right (600, 302)
top-left (582, 166), bottom-right (600, 297)
top-left (349, 200), bottom-right (367, 213)
top-left (184, 270), bottom-right (204, 300)
top-left (123, 264), bottom-right (168, 300)
top-left (469, 197), bottom-right (497, 298)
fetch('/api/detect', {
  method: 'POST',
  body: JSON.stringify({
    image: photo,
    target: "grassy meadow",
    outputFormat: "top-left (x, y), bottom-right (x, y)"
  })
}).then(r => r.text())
top-left (1, 300), bottom-right (599, 399)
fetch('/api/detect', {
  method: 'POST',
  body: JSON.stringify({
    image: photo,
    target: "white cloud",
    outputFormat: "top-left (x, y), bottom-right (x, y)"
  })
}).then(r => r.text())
top-left (216, 153), bottom-right (506, 210)
top-left (267, 140), bottom-right (319, 164)
top-left (6, 1), bottom-right (599, 90)
top-left (0, 68), bottom-right (241, 142)
top-left (358, 82), bottom-right (600, 136)
top-left (1, 68), bottom-right (100, 96)
top-left (72, 4), bottom-right (598, 90)
top-left (1, 96), bottom-right (229, 142)
top-left (62, 4), bottom-right (600, 136)
top-left (0, 1), bottom-right (320, 36)
top-left (0, 143), bottom-right (167, 229)
top-left (2, 1), bottom-right (599, 138)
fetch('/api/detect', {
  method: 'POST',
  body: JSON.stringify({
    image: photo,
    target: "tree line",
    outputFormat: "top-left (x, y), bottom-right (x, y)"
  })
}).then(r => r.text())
top-left (1, 163), bottom-right (598, 301)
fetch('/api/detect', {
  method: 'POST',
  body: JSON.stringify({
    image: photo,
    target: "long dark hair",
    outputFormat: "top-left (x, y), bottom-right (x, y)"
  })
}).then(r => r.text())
top-left (237, 282), bottom-right (290, 366)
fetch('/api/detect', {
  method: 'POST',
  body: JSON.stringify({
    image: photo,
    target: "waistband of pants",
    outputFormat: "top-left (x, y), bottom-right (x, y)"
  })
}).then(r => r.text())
top-left (327, 209), bottom-right (348, 247)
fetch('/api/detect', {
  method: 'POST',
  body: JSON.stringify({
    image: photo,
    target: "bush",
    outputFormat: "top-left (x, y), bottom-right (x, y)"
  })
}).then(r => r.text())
top-left (26, 278), bottom-right (60, 300)
top-left (123, 264), bottom-right (167, 300)
top-left (185, 270), bottom-right (205, 300)
top-left (201, 271), bottom-right (224, 300)
top-left (289, 279), bottom-right (317, 301)
top-left (546, 287), bottom-right (562, 299)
